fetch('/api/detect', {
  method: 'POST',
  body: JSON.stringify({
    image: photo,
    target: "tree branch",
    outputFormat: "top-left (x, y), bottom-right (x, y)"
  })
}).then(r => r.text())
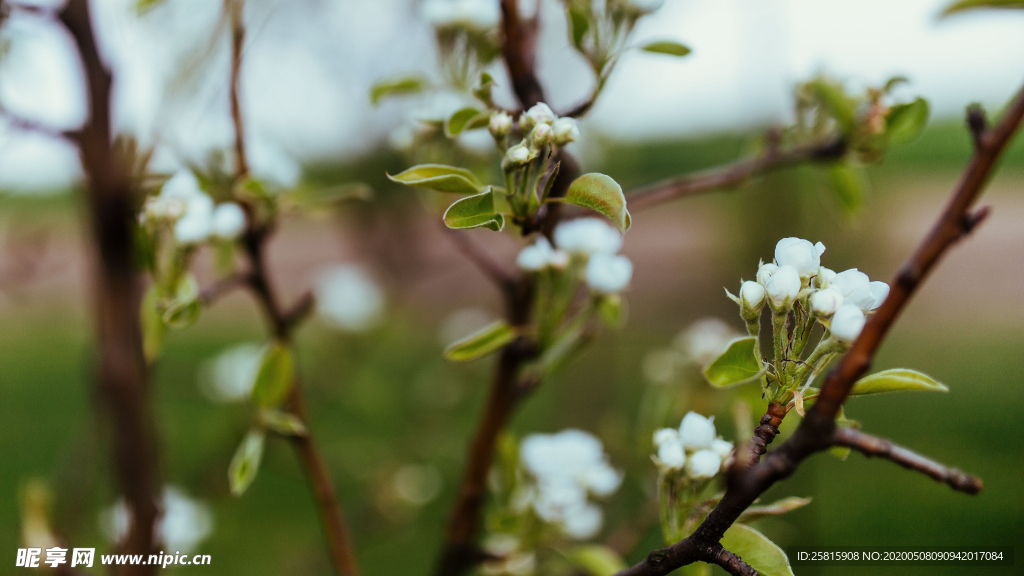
top-left (832, 427), bottom-right (982, 494)
top-left (227, 0), bottom-right (248, 178)
top-left (59, 1), bottom-right (160, 574)
top-left (443, 227), bottom-right (519, 290)
top-left (499, 0), bottom-right (544, 108)
top-left (714, 547), bottom-right (759, 576)
top-left (198, 272), bottom-right (251, 305)
top-left (626, 137), bottom-right (847, 210)
top-left (616, 82), bottom-right (1024, 576)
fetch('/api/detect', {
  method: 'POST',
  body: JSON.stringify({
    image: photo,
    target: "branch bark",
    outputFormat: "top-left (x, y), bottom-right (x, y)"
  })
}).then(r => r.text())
top-left (59, 1), bottom-right (159, 573)
top-left (615, 83), bottom-right (1024, 576)
top-left (499, 0), bottom-right (544, 108)
top-left (626, 137), bottom-right (847, 210)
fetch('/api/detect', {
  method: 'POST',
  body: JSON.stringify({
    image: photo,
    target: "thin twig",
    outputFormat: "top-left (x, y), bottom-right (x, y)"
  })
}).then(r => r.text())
top-left (499, 0), bottom-right (544, 108)
top-left (832, 427), bottom-right (982, 494)
top-left (198, 272), bottom-right (251, 305)
top-left (443, 227), bottom-right (518, 289)
top-left (59, 0), bottom-right (160, 574)
top-left (615, 83), bottom-right (1024, 576)
top-left (627, 137), bottom-right (847, 210)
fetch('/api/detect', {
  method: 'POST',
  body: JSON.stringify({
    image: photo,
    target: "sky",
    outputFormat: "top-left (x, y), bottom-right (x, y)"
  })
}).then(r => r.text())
top-left (0, 0), bottom-right (1022, 192)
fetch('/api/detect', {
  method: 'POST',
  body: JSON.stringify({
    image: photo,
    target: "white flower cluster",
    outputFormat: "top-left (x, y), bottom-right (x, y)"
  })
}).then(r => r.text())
top-left (141, 170), bottom-right (246, 245)
top-left (199, 343), bottom-right (264, 403)
top-left (498, 103), bottom-right (580, 167)
top-left (516, 218), bottom-right (632, 294)
top-left (313, 264), bottom-right (385, 332)
top-left (751, 237), bottom-right (889, 344)
top-left (519, 429), bottom-right (622, 539)
top-left (101, 486), bottom-right (213, 554)
top-left (423, 0), bottom-right (500, 30)
top-left (652, 412), bottom-right (733, 480)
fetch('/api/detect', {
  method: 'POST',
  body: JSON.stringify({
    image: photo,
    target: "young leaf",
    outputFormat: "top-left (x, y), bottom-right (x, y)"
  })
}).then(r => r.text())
top-left (370, 75), bottom-right (427, 105)
top-left (251, 342), bottom-right (296, 408)
top-left (565, 545), bottom-right (627, 576)
top-left (809, 79), bottom-right (856, 136)
top-left (568, 7), bottom-right (590, 51)
top-left (140, 284), bottom-right (166, 363)
top-left (443, 189), bottom-right (505, 231)
top-left (719, 524), bottom-right (795, 576)
top-left (737, 496), bottom-right (812, 523)
top-left (259, 409), bottom-right (308, 437)
top-left (161, 274), bottom-right (201, 329)
top-left (445, 107), bottom-right (485, 137)
top-left (641, 41), bottom-right (692, 57)
top-left (387, 164), bottom-right (482, 194)
top-left (942, 0), bottom-right (1024, 16)
top-left (702, 337), bottom-right (765, 387)
top-left (848, 368), bottom-right (948, 396)
top-left (563, 173), bottom-right (631, 232)
top-left (228, 429), bottom-right (265, 496)
top-left (444, 320), bottom-right (516, 362)
top-left (827, 164), bottom-right (866, 215)
top-left (886, 98), bottom-right (930, 145)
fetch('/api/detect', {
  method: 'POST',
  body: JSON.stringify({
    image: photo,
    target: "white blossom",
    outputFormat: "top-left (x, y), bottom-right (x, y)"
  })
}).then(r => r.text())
top-left (817, 266), bottom-right (837, 288)
top-left (764, 264), bottom-right (801, 309)
top-left (173, 193), bottom-right (215, 245)
top-left (673, 318), bottom-right (739, 365)
top-left (679, 412), bottom-right (716, 450)
top-left (686, 449), bottom-right (723, 479)
top-left (554, 217), bottom-right (622, 255)
top-left (199, 343), bottom-right (264, 403)
top-left (810, 287), bottom-right (845, 318)
top-left (739, 280), bottom-right (766, 311)
top-left (520, 429), bottom-right (621, 539)
top-left (516, 237), bottom-right (555, 271)
top-left (211, 202), bottom-right (246, 240)
top-left (160, 169), bottom-right (203, 200)
top-left (505, 142), bottom-right (533, 166)
top-left (832, 269), bottom-right (889, 311)
top-left (585, 253), bottom-right (633, 294)
top-left (101, 486), bottom-right (213, 554)
top-left (552, 117), bottom-right (580, 146)
top-left (831, 303), bottom-right (866, 344)
top-left (756, 262), bottom-right (779, 285)
top-left (774, 237), bottom-right (826, 277)
top-left (652, 428), bottom-right (679, 447)
top-left (529, 122), bottom-right (553, 147)
top-left (488, 111), bottom-right (512, 138)
top-left (520, 102), bottom-right (556, 132)
top-left (314, 264), bottom-right (384, 331)
top-left (657, 438), bottom-right (686, 469)
top-left (710, 438), bottom-right (734, 459)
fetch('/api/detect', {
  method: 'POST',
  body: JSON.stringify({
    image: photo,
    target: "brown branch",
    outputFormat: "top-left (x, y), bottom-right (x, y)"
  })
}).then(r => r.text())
top-left (741, 402), bottom-right (788, 468)
top-left (59, 1), bottom-right (160, 574)
top-left (615, 83), bottom-right (1024, 576)
top-left (443, 227), bottom-right (519, 290)
top-left (832, 427), bottom-right (982, 494)
top-left (499, 0), bottom-right (544, 108)
top-left (225, 6), bottom-right (358, 575)
top-left (714, 547), bottom-right (759, 576)
top-left (626, 137), bottom-right (847, 210)
top-left (198, 272), bottom-right (251, 305)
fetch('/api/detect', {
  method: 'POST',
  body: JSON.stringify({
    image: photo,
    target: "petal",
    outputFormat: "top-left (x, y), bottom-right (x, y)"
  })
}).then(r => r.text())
top-left (869, 281), bottom-right (890, 310)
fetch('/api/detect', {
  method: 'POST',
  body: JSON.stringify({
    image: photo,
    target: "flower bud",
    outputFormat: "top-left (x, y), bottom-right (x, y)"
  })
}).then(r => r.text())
top-left (833, 269), bottom-right (889, 311)
top-left (530, 122), bottom-right (553, 148)
top-left (739, 280), bottom-right (766, 311)
top-left (504, 142), bottom-right (534, 169)
top-left (211, 202), bottom-right (247, 240)
top-left (552, 117), bottom-right (580, 146)
top-left (710, 439), bottom-right (734, 459)
top-left (686, 449), bottom-right (722, 479)
top-left (775, 237), bottom-right (825, 278)
top-left (830, 303), bottom-right (865, 344)
top-left (520, 102), bottom-right (556, 132)
top-left (516, 237), bottom-right (555, 271)
top-left (653, 428), bottom-right (679, 448)
top-left (657, 439), bottom-right (686, 469)
top-left (554, 218), bottom-right (622, 255)
top-left (548, 250), bottom-right (570, 269)
top-left (764, 265), bottom-right (800, 310)
top-left (756, 262), bottom-right (778, 285)
top-left (817, 266), bottom-right (837, 288)
top-left (585, 253), bottom-right (633, 294)
top-left (679, 412), bottom-right (716, 450)
top-left (810, 287), bottom-right (844, 318)
top-left (488, 111), bottom-right (512, 139)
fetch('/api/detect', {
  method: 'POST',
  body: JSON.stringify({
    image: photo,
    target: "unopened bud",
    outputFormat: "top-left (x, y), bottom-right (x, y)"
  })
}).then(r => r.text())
top-left (488, 111), bottom-right (512, 139)
top-left (530, 123), bottom-right (553, 148)
top-left (764, 265), bottom-right (800, 311)
top-left (810, 287), bottom-right (844, 318)
top-left (552, 117), bottom-right (580, 145)
top-left (756, 262), bottom-right (778, 285)
top-left (830, 303), bottom-right (865, 344)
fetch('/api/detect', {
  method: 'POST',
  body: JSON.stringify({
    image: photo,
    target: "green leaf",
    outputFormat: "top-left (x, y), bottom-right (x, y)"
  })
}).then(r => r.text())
top-left (886, 98), bottom-right (930, 145)
top-left (849, 368), bottom-right (948, 396)
top-left (259, 409), bottom-right (307, 437)
top-left (370, 76), bottom-right (427, 105)
top-left (161, 274), bottom-right (201, 329)
top-left (827, 164), bottom-right (866, 215)
top-left (228, 429), bottom-right (265, 496)
top-left (444, 320), bottom-right (515, 362)
top-left (563, 173), bottom-right (631, 232)
top-left (387, 164), bottom-right (482, 194)
top-left (141, 284), bottom-right (166, 363)
top-left (569, 7), bottom-right (590, 51)
top-left (598, 294), bottom-right (627, 329)
top-left (720, 524), bottom-right (795, 576)
top-left (443, 189), bottom-right (505, 231)
top-left (702, 337), bottom-right (765, 387)
top-left (473, 71), bottom-right (496, 104)
top-left (809, 79), bottom-right (856, 135)
top-left (445, 107), bottom-right (486, 137)
top-left (251, 343), bottom-right (295, 408)
top-left (883, 75), bottom-right (909, 93)
top-left (565, 545), bottom-right (627, 576)
top-left (942, 0), bottom-right (1024, 16)
top-left (640, 41), bottom-right (692, 57)
top-left (737, 497), bottom-right (812, 523)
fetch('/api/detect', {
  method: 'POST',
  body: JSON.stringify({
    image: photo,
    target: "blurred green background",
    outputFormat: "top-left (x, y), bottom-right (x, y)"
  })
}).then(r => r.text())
top-left (1, 122), bottom-right (1022, 575)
